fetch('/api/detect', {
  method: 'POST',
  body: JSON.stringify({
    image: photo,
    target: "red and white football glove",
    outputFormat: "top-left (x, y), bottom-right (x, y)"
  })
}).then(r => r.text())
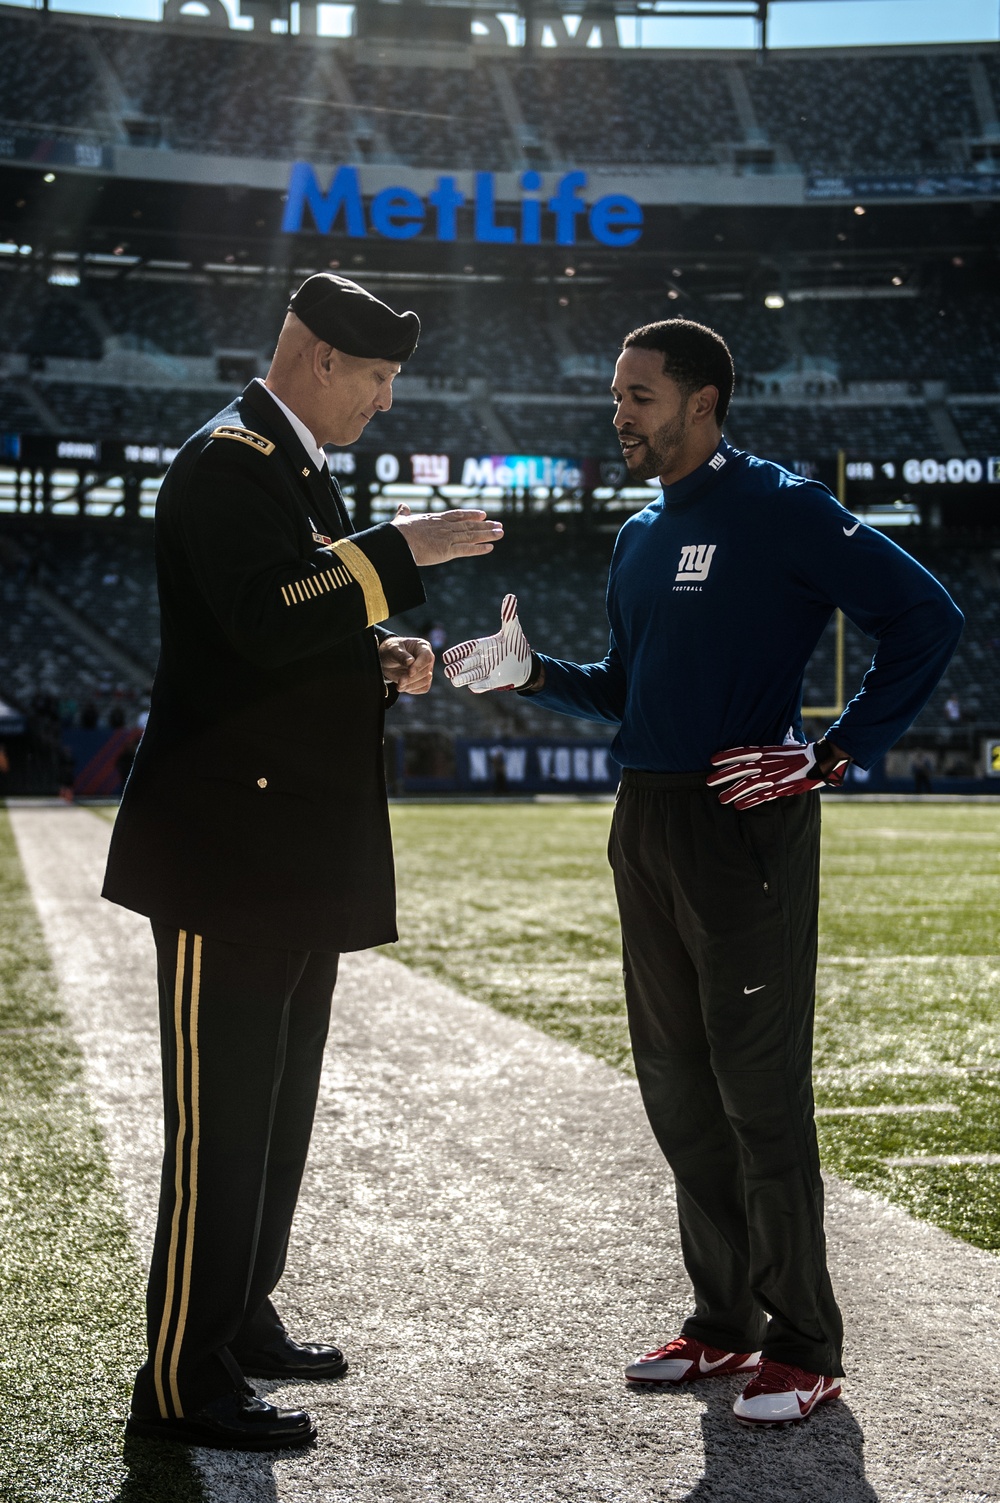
top-left (442, 594), bottom-right (533, 694)
top-left (707, 741), bottom-right (849, 811)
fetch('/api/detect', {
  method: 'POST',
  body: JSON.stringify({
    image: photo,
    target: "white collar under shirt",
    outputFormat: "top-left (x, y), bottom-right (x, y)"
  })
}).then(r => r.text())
top-left (256, 380), bottom-right (328, 473)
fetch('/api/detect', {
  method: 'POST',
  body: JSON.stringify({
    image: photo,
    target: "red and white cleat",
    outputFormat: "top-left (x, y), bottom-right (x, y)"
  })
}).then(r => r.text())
top-left (733, 1360), bottom-right (843, 1425)
top-left (625, 1335), bottom-right (761, 1386)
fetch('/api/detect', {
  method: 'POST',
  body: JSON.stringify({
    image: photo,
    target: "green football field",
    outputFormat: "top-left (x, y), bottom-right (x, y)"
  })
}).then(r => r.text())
top-left (385, 799), bottom-right (1000, 1253)
top-left (0, 810), bottom-right (202, 1503)
top-left (1, 797), bottom-right (998, 1501)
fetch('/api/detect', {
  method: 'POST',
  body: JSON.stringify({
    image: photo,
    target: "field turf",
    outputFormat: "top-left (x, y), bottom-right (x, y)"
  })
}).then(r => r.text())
top-left (1, 797), bottom-right (997, 1499)
top-left (0, 809), bottom-right (204, 1503)
top-left (386, 799), bottom-right (1000, 1253)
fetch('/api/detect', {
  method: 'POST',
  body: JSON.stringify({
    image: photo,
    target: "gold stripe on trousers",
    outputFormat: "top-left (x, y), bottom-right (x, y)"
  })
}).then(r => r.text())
top-left (152, 929), bottom-right (203, 1420)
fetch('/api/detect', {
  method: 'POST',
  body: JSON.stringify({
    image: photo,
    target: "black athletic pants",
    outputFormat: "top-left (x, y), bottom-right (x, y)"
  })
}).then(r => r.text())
top-left (610, 771), bottom-right (844, 1378)
top-left (131, 924), bottom-right (340, 1421)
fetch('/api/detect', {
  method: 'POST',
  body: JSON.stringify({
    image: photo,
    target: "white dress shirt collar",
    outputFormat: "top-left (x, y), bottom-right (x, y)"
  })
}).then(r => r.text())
top-left (255, 380), bottom-right (328, 472)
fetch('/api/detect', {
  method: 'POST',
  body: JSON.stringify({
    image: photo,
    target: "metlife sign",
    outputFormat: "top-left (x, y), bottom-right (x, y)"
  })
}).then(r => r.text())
top-left (281, 163), bottom-right (644, 247)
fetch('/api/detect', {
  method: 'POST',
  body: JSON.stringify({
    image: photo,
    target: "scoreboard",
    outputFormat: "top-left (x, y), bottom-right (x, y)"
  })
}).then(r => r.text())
top-left (845, 457), bottom-right (1000, 486)
top-left (0, 433), bottom-right (631, 495)
top-left (4, 434), bottom-right (999, 516)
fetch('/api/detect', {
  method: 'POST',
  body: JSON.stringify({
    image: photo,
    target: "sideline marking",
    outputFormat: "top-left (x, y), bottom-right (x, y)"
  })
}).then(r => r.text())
top-left (884, 1154), bottom-right (1000, 1168)
top-left (817, 1063), bottom-right (1000, 1084)
top-left (816, 1103), bottom-right (959, 1117)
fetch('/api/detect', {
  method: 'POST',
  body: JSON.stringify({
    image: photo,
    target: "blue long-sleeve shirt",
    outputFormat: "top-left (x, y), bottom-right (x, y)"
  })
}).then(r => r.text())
top-left (528, 439), bottom-right (963, 771)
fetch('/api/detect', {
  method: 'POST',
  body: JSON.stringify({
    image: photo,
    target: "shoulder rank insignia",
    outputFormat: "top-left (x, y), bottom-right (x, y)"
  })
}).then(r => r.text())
top-left (210, 425), bottom-right (275, 456)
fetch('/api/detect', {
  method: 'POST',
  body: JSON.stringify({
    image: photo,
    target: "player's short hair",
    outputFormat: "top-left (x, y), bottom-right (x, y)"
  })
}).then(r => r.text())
top-left (622, 319), bottom-right (735, 427)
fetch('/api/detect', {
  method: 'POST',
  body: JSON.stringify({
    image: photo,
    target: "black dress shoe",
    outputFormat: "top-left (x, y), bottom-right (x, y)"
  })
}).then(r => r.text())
top-left (231, 1334), bottom-right (349, 1380)
top-left (125, 1386), bottom-right (317, 1451)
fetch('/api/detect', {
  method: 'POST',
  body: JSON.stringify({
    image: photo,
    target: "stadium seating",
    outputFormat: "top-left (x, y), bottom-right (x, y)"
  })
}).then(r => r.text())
top-left (2, 13), bottom-right (998, 761)
top-left (795, 294), bottom-right (1000, 394)
top-left (48, 529), bottom-right (159, 674)
top-left (725, 404), bottom-right (944, 461)
top-left (0, 14), bottom-right (103, 132)
top-left (6, 262), bottom-right (998, 467)
top-left (2, 512), bottom-right (997, 747)
top-left (743, 52), bottom-right (979, 175)
top-left (507, 55), bottom-right (738, 166)
top-left (0, 539), bottom-right (142, 720)
top-left (38, 383), bottom-right (228, 444)
top-left (492, 403), bottom-right (618, 457)
top-left (353, 399), bottom-right (494, 453)
top-left (98, 27), bottom-right (359, 162)
top-left (340, 61), bottom-right (509, 169)
top-left (86, 279), bottom-right (214, 358)
top-left (0, 381), bottom-right (45, 432)
top-left (4, 272), bottom-right (998, 463)
top-left (952, 404), bottom-right (1000, 451)
top-left (1, 14), bottom-right (993, 174)
top-left (0, 280), bottom-right (103, 362)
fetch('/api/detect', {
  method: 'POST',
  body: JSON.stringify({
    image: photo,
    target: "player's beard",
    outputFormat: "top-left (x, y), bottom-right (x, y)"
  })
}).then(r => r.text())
top-left (621, 410), bottom-right (687, 482)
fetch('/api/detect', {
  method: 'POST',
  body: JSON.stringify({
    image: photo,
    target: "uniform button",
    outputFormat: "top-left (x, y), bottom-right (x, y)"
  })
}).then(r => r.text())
top-left (257, 777), bottom-right (268, 789)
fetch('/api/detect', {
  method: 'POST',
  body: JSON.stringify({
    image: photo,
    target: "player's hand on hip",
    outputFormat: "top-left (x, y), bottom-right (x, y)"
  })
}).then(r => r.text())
top-left (707, 739), bottom-right (850, 810)
top-left (391, 503), bottom-right (503, 565)
top-left (379, 635), bottom-right (434, 694)
top-left (442, 594), bottom-right (533, 693)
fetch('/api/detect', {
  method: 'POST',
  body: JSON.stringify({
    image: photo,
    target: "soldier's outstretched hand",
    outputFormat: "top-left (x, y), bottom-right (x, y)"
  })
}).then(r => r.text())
top-left (443, 594), bottom-right (533, 693)
top-left (391, 503), bottom-right (503, 565)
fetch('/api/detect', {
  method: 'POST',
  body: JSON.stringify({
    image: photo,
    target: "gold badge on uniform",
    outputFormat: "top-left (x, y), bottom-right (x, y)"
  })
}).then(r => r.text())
top-left (210, 425), bottom-right (275, 455)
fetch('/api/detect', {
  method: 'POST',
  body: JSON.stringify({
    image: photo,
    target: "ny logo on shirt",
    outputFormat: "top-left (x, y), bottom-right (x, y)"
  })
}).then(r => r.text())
top-left (675, 544), bottom-right (717, 583)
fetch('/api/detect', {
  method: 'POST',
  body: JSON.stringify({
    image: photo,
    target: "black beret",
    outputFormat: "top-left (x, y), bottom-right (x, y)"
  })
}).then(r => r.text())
top-left (288, 273), bottom-right (419, 362)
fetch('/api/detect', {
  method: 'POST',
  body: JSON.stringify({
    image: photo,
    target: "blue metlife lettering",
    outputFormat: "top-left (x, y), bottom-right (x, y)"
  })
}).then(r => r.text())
top-left (281, 163), bottom-right (643, 248)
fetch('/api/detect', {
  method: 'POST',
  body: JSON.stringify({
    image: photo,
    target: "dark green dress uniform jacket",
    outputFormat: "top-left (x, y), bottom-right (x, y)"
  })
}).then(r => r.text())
top-left (102, 380), bottom-right (425, 951)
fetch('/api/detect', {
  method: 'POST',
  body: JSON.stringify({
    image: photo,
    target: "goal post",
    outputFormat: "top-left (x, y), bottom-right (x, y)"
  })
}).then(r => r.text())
top-left (802, 449), bottom-right (847, 719)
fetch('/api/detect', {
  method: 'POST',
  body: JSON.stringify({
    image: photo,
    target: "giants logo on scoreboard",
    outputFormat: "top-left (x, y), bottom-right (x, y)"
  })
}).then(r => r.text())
top-left (412, 455), bottom-right (450, 486)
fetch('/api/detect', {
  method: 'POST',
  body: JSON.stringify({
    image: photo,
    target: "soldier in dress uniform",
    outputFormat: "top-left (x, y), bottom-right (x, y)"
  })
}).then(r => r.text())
top-left (104, 274), bottom-right (503, 1452)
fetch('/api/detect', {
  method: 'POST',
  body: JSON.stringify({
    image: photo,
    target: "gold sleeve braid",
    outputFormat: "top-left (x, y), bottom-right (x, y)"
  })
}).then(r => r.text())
top-left (280, 561), bottom-right (353, 607)
top-left (326, 538), bottom-right (389, 626)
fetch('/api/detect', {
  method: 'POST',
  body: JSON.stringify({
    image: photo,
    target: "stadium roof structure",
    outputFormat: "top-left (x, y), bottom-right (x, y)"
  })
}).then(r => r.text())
top-left (11, 0), bottom-right (1000, 52)
top-left (348, 0), bottom-right (996, 52)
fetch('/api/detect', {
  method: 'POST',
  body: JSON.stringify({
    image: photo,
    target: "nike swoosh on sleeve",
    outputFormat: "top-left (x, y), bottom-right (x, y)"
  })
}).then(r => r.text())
top-left (843, 522), bottom-right (860, 536)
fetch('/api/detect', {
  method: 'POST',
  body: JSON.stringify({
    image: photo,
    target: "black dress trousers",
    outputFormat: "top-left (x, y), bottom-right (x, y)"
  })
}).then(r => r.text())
top-left (131, 924), bottom-right (340, 1421)
top-left (610, 771), bottom-right (844, 1378)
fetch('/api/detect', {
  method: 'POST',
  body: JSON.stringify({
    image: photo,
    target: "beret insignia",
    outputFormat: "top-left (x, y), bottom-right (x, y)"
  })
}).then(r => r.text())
top-left (210, 426), bottom-right (275, 455)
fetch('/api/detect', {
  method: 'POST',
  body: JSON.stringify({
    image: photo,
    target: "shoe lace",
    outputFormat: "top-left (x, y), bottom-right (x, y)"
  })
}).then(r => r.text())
top-left (650, 1336), bottom-right (696, 1358)
top-left (750, 1360), bottom-right (816, 1392)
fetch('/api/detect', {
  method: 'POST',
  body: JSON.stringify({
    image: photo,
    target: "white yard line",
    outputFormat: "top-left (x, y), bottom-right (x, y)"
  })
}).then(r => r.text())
top-left (816, 1103), bottom-right (959, 1117)
top-left (11, 806), bottom-right (1000, 1503)
top-left (816, 1062), bottom-right (1000, 1083)
top-left (884, 1155), bottom-right (1000, 1168)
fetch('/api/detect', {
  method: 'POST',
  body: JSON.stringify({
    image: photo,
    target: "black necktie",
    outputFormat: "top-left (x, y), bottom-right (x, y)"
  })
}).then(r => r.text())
top-left (325, 469), bottom-right (354, 538)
